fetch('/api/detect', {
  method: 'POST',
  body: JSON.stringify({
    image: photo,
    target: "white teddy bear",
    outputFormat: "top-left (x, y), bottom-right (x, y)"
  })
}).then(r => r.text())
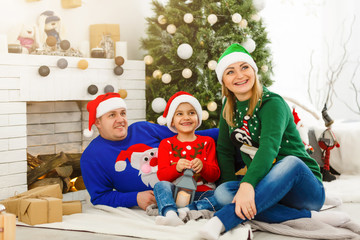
top-left (16, 24), bottom-right (39, 54)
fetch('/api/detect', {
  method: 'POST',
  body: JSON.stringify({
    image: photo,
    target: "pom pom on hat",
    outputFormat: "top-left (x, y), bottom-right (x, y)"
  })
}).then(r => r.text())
top-left (161, 91), bottom-right (202, 133)
top-left (215, 43), bottom-right (258, 84)
top-left (84, 92), bottom-right (127, 138)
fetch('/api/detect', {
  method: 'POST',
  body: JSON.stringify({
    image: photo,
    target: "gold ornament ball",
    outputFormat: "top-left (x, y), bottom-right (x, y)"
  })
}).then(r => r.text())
top-left (202, 110), bottom-right (209, 121)
top-left (115, 56), bottom-right (125, 66)
top-left (77, 59), bottom-right (89, 70)
top-left (158, 15), bottom-right (167, 25)
top-left (144, 55), bottom-right (154, 65)
top-left (239, 19), bottom-right (248, 29)
top-left (161, 73), bottom-right (172, 84)
top-left (118, 89), bottom-right (128, 99)
top-left (152, 69), bottom-right (162, 79)
top-left (166, 24), bottom-right (177, 34)
top-left (46, 36), bottom-right (57, 47)
top-left (182, 68), bottom-right (192, 79)
top-left (208, 60), bottom-right (217, 70)
top-left (207, 101), bottom-right (218, 112)
top-left (200, 41), bottom-right (204, 47)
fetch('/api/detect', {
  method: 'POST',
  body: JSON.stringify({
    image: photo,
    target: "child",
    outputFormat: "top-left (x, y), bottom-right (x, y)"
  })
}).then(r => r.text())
top-left (154, 91), bottom-right (220, 226)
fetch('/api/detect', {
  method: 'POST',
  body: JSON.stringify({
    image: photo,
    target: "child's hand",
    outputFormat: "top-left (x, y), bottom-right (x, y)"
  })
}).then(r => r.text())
top-left (191, 158), bottom-right (203, 173)
top-left (176, 159), bottom-right (191, 172)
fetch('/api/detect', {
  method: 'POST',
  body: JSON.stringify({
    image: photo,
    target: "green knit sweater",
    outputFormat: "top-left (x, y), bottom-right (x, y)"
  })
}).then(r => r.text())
top-left (217, 87), bottom-right (322, 188)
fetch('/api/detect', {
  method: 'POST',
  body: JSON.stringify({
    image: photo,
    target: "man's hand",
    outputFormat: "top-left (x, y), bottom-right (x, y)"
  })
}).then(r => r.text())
top-left (191, 158), bottom-right (203, 173)
top-left (137, 190), bottom-right (156, 210)
top-left (176, 158), bottom-right (191, 172)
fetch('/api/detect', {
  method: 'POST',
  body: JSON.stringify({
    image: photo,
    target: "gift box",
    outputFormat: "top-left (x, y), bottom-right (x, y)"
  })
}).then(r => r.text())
top-left (0, 184), bottom-right (62, 217)
top-left (18, 197), bottom-right (62, 225)
top-left (89, 24), bottom-right (120, 50)
top-left (62, 201), bottom-right (82, 215)
top-left (61, 0), bottom-right (81, 8)
top-left (0, 212), bottom-right (16, 240)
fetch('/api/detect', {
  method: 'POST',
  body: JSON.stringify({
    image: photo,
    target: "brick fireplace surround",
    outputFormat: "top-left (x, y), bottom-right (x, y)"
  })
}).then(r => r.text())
top-left (0, 53), bottom-right (146, 200)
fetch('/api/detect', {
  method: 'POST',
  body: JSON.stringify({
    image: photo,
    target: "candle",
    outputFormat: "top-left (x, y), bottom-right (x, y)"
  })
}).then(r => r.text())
top-left (116, 41), bottom-right (127, 60)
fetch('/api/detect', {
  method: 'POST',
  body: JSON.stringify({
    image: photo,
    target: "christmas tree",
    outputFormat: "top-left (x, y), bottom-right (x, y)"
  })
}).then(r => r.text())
top-left (141, 0), bottom-right (273, 129)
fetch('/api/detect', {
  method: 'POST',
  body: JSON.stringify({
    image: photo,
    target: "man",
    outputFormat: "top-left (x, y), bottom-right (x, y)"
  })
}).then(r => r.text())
top-left (80, 93), bottom-right (218, 210)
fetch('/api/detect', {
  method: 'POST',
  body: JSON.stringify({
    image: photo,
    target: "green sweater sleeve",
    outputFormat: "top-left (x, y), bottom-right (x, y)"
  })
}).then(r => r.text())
top-left (241, 97), bottom-right (289, 188)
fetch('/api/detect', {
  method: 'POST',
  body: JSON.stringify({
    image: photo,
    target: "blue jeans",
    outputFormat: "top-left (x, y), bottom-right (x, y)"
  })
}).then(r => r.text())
top-left (153, 181), bottom-right (214, 216)
top-left (191, 156), bottom-right (325, 232)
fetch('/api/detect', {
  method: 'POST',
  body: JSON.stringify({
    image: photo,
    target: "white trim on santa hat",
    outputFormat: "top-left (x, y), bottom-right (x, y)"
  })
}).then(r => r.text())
top-left (96, 97), bottom-right (127, 118)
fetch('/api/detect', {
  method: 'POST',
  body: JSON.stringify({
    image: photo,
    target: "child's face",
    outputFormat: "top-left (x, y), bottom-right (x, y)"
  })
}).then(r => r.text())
top-left (171, 103), bottom-right (198, 134)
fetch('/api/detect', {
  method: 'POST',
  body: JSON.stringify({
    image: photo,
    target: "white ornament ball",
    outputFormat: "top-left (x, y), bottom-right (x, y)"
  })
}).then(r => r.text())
top-left (166, 24), bottom-right (177, 34)
top-left (183, 13), bottom-right (194, 23)
top-left (239, 19), bottom-right (248, 29)
top-left (261, 65), bottom-right (269, 73)
top-left (253, 0), bottom-right (266, 12)
top-left (251, 14), bottom-right (261, 22)
top-left (161, 73), bottom-right (172, 84)
top-left (207, 101), bottom-right (217, 112)
top-left (232, 13), bottom-right (242, 23)
top-left (177, 43), bottom-right (193, 60)
top-left (157, 15), bottom-right (167, 25)
top-left (144, 55), bottom-right (154, 65)
top-left (202, 110), bottom-right (209, 121)
top-left (152, 69), bottom-right (162, 79)
top-left (182, 68), bottom-right (192, 79)
top-left (242, 38), bottom-right (256, 53)
top-left (152, 97), bottom-right (167, 113)
top-left (208, 60), bottom-right (217, 70)
top-left (207, 14), bottom-right (218, 25)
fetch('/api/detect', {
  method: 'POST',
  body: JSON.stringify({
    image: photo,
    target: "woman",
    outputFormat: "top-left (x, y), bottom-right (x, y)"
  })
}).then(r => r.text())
top-left (197, 43), bottom-right (349, 240)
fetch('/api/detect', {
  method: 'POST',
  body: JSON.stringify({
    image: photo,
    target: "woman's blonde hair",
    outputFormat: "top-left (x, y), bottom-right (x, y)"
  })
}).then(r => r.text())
top-left (222, 74), bottom-right (263, 127)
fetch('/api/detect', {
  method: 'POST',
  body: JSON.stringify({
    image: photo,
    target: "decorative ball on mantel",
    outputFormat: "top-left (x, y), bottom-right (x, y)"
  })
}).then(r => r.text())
top-left (118, 89), bottom-right (128, 99)
top-left (46, 36), bottom-right (57, 47)
top-left (38, 65), bottom-right (50, 77)
top-left (77, 59), bottom-right (88, 70)
top-left (114, 66), bottom-right (124, 75)
top-left (151, 97), bottom-right (167, 113)
top-left (177, 43), bottom-right (193, 60)
top-left (87, 84), bottom-right (98, 95)
top-left (60, 40), bottom-right (70, 51)
top-left (104, 85), bottom-right (115, 93)
top-left (57, 58), bottom-right (68, 69)
top-left (144, 55), bottom-right (153, 65)
top-left (115, 56), bottom-right (125, 66)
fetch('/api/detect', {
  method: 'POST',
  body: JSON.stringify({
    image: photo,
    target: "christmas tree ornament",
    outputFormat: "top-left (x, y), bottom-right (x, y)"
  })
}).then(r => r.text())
top-left (115, 56), bottom-right (125, 66)
top-left (118, 89), bottom-right (128, 99)
top-left (242, 38), bottom-right (256, 53)
top-left (152, 69), bottom-right (162, 79)
top-left (207, 60), bottom-right (217, 70)
top-left (161, 73), bottom-right (172, 84)
top-left (57, 58), bottom-right (68, 69)
top-left (207, 14), bottom-right (218, 25)
top-left (87, 84), bottom-right (98, 95)
top-left (77, 59), bottom-right (88, 70)
top-left (114, 66), bottom-right (124, 75)
top-left (104, 85), bottom-right (115, 93)
top-left (207, 101), bottom-right (217, 112)
top-left (166, 24), bottom-right (177, 34)
top-left (151, 97), bottom-right (167, 113)
top-left (144, 55), bottom-right (154, 65)
top-left (177, 43), bottom-right (193, 60)
top-left (157, 15), bottom-right (167, 25)
top-left (261, 65), bottom-right (268, 72)
top-left (200, 41), bottom-right (204, 47)
top-left (253, 0), bottom-right (266, 12)
top-left (232, 13), bottom-right (242, 23)
top-left (251, 14), bottom-right (261, 22)
top-left (183, 13), bottom-right (194, 23)
top-left (182, 68), bottom-right (192, 78)
top-left (239, 19), bottom-right (248, 29)
top-left (60, 40), bottom-right (70, 50)
top-left (38, 65), bottom-right (50, 77)
top-left (202, 110), bottom-right (209, 121)
top-left (46, 36), bottom-right (57, 47)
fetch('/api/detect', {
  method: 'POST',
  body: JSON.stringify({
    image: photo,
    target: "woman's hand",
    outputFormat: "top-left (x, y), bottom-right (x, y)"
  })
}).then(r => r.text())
top-left (176, 158), bottom-right (191, 172)
top-left (191, 158), bottom-right (203, 173)
top-left (232, 182), bottom-right (257, 220)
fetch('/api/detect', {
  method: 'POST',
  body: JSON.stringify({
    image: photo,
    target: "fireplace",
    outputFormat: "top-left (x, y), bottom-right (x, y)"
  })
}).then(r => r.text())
top-left (0, 53), bottom-right (146, 201)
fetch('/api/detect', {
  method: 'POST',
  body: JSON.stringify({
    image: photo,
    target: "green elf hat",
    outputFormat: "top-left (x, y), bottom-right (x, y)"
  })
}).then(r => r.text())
top-left (215, 43), bottom-right (258, 84)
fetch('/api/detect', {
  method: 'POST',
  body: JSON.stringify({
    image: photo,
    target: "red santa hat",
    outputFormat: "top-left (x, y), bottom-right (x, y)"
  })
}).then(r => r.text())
top-left (292, 107), bottom-right (302, 127)
top-left (115, 144), bottom-right (154, 172)
top-left (158, 91), bottom-right (202, 133)
top-left (83, 92), bottom-right (127, 138)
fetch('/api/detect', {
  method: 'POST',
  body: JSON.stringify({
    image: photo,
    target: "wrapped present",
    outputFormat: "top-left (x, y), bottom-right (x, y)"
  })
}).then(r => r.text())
top-left (61, 0), bottom-right (81, 8)
top-left (18, 197), bottom-right (62, 225)
top-left (62, 201), bottom-right (82, 215)
top-left (89, 24), bottom-right (120, 54)
top-left (0, 184), bottom-right (62, 217)
top-left (0, 212), bottom-right (16, 240)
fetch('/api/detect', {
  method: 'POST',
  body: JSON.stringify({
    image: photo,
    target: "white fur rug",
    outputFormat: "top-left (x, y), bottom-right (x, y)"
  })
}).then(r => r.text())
top-left (323, 174), bottom-right (360, 203)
